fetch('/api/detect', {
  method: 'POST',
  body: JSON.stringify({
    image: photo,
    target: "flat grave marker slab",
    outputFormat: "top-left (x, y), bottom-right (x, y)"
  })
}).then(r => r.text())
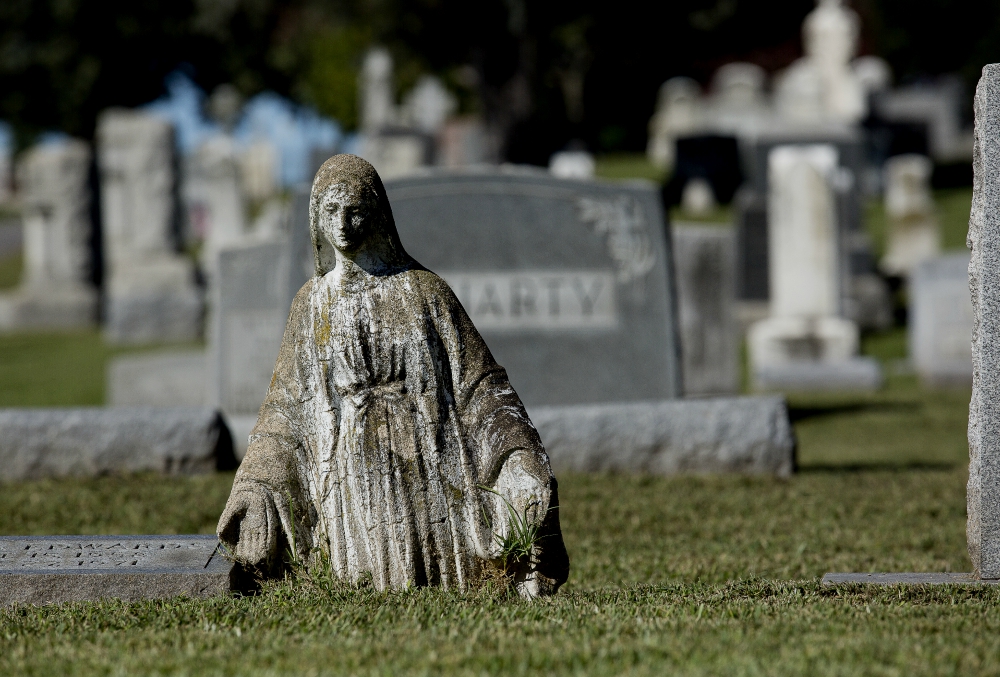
top-left (822, 573), bottom-right (998, 585)
top-left (0, 535), bottom-right (235, 606)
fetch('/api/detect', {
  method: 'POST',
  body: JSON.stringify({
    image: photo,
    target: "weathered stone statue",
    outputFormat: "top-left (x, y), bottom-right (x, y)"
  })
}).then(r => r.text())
top-left (218, 154), bottom-right (569, 597)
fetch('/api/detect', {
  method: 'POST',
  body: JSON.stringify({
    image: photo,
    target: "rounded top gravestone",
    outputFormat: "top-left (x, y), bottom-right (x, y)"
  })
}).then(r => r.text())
top-left (217, 154), bottom-right (569, 598)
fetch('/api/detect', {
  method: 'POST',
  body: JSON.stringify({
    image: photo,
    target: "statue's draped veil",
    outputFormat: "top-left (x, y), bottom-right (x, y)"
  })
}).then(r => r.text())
top-left (308, 154), bottom-right (409, 276)
top-left (218, 153), bottom-right (570, 596)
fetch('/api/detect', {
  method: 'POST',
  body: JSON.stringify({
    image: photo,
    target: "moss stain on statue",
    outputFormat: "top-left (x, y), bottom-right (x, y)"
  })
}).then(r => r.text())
top-left (218, 154), bottom-right (569, 598)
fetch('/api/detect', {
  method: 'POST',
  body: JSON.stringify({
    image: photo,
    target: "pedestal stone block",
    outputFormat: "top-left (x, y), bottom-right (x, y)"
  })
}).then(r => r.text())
top-left (0, 407), bottom-right (235, 481)
top-left (530, 396), bottom-right (794, 476)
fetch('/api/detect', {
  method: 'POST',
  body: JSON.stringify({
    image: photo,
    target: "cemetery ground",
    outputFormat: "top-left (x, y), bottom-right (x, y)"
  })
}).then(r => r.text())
top-left (0, 180), bottom-right (992, 674)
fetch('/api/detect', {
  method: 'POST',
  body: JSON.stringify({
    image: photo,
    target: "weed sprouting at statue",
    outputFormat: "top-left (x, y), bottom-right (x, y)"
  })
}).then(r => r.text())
top-left (218, 154), bottom-right (569, 597)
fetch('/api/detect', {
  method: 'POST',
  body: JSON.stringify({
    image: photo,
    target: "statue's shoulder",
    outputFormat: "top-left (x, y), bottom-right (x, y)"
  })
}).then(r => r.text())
top-left (402, 266), bottom-right (455, 298)
top-left (292, 277), bottom-right (316, 305)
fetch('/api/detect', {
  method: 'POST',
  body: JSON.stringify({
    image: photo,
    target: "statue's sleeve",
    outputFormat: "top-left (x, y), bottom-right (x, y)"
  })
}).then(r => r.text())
top-left (217, 280), bottom-right (316, 567)
top-left (424, 274), bottom-right (569, 593)
top-left (423, 275), bottom-right (545, 482)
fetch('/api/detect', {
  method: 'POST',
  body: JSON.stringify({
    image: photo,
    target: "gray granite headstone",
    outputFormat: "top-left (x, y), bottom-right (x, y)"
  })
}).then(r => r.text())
top-left (209, 184), bottom-right (312, 453)
top-left (673, 223), bottom-right (738, 395)
top-left (910, 252), bottom-right (973, 387)
top-left (385, 168), bottom-right (682, 407)
top-left (968, 63), bottom-right (1000, 580)
top-left (0, 535), bottom-right (234, 606)
top-left (0, 407), bottom-right (235, 481)
top-left (532, 396), bottom-right (793, 476)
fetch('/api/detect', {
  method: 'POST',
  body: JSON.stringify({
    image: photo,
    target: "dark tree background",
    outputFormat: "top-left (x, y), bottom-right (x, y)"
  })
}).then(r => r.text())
top-left (1, 0), bottom-right (997, 161)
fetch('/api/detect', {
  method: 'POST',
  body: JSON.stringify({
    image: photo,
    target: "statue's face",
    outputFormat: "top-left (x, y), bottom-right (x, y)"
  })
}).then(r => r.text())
top-left (318, 183), bottom-right (372, 254)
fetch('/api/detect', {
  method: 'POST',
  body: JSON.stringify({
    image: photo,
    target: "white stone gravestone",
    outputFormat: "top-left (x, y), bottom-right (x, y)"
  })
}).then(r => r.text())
top-left (646, 77), bottom-right (705, 172)
top-left (748, 144), bottom-right (881, 390)
top-left (881, 154), bottom-right (941, 277)
top-left (910, 253), bottom-right (973, 387)
top-left (0, 139), bottom-right (98, 330)
top-left (97, 108), bottom-right (203, 344)
top-left (673, 223), bottom-right (739, 395)
top-left (191, 134), bottom-right (249, 275)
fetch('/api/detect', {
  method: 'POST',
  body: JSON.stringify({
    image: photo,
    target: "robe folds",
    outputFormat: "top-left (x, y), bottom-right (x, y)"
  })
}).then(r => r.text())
top-left (218, 265), bottom-right (569, 596)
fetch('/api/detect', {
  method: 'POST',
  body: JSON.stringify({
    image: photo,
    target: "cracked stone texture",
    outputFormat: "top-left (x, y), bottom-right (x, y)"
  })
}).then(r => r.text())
top-left (968, 64), bottom-right (1000, 579)
top-left (218, 155), bottom-right (569, 598)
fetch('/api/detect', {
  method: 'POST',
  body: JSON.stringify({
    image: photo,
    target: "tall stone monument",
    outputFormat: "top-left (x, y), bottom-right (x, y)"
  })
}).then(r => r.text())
top-left (748, 144), bottom-right (880, 390)
top-left (0, 139), bottom-right (98, 330)
top-left (97, 109), bottom-right (202, 344)
top-left (967, 64), bottom-right (1000, 579)
top-left (358, 48), bottom-right (429, 179)
top-left (881, 154), bottom-right (940, 277)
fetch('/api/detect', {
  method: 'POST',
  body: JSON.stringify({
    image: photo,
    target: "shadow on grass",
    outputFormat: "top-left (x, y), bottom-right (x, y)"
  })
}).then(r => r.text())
top-left (798, 461), bottom-right (961, 473)
top-left (788, 400), bottom-right (920, 423)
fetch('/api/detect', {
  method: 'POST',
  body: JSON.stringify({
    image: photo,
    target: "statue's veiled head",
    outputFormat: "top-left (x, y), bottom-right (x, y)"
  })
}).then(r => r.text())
top-left (309, 154), bottom-right (409, 276)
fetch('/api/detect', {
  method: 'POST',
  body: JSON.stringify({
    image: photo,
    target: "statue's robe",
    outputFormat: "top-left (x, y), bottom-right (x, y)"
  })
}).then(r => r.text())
top-left (219, 264), bottom-right (568, 594)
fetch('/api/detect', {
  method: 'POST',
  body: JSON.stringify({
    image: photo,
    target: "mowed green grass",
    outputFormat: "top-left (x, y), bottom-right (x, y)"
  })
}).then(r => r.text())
top-left (0, 327), bottom-right (985, 675)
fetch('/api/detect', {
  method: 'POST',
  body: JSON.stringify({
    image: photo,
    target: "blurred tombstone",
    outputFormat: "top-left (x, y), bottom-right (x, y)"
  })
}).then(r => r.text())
top-left (712, 63), bottom-right (767, 111)
top-left (207, 183), bottom-right (312, 455)
top-left (748, 144), bottom-right (881, 390)
top-left (774, 59), bottom-right (826, 124)
top-left (673, 223), bottom-right (738, 395)
top-left (647, 77), bottom-right (705, 172)
top-left (803, 0), bottom-right (865, 123)
top-left (680, 178), bottom-right (716, 216)
top-left (881, 154), bottom-right (940, 277)
top-left (239, 140), bottom-right (279, 203)
top-left (360, 47), bottom-right (396, 133)
top-left (97, 109), bottom-right (202, 345)
top-left (549, 151), bottom-right (595, 179)
top-left (909, 252), bottom-right (972, 387)
top-left (852, 55), bottom-right (892, 97)
top-left (774, 0), bottom-right (865, 126)
top-left (359, 132), bottom-right (431, 179)
top-left (357, 47), bottom-right (431, 179)
top-left (873, 77), bottom-right (974, 163)
top-left (189, 135), bottom-right (249, 274)
top-left (0, 139), bottom-right (98, 330)
top-left (708, 63), bottom-right (770, 135)
top-left (207, 84), bottom-right (243, 132)
top-left (739, 131), bottom-right (889, 330)
top-left (438, 117), bottom-right (499, 167)
top-left (402, 75), bottom-right (457, 135)
top-left (385, 169), bottom-right (682, 408)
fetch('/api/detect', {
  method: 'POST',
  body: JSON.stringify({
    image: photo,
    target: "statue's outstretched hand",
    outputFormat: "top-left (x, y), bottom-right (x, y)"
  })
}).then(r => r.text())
top-left (217, 487), bottom-right (279, 568)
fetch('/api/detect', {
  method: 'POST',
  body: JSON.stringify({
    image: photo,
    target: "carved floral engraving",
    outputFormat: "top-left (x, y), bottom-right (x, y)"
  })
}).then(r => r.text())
top-left (576, 196), bottom-right (656, 285)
